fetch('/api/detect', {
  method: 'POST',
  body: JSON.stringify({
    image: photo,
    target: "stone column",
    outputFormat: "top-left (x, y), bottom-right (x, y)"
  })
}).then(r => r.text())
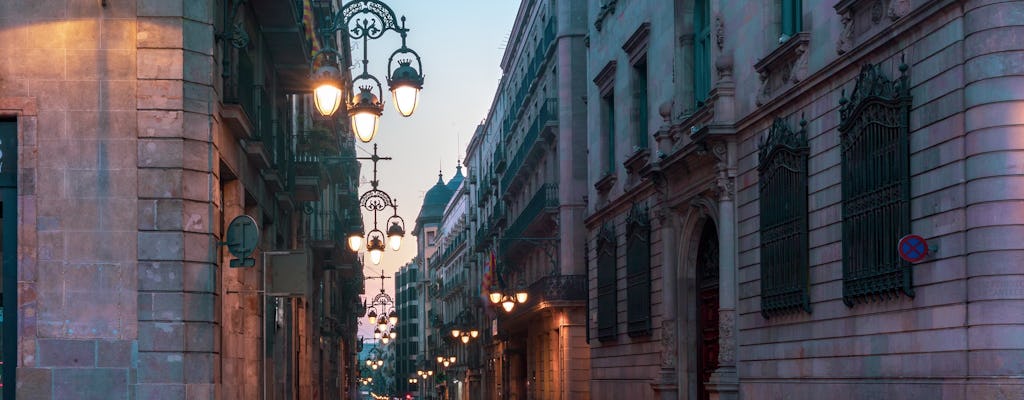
top-left (708, 142), bottom-right (738, 400)
top-left (135, 1), bottom-right (219, 399)
top-left (962, 2), bottom-right (1024, 398)
top-left (652, 207), bottom-right (678, 400)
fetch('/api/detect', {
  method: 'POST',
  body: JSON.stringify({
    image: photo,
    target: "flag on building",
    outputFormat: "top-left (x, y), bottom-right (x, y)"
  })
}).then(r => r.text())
top-left (302, 0), bottom-right (323, 62)
top-left (480, 251), bottom-right (496, 304)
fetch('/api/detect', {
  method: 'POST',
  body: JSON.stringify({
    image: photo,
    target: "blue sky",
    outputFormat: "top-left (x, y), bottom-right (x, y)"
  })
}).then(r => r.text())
top-left (352, 0), bottom-right (521, 341)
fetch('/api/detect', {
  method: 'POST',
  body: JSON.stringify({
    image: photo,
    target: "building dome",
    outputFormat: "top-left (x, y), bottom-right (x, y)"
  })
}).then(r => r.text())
top-left (446, 164), bottom-right (464, 191)
top-left (416, 171), bottom-right (455, 225)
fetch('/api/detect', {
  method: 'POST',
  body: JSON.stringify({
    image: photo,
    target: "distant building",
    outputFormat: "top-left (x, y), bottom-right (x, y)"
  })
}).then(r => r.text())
top-left (393, 261), bottom-right (420, 396)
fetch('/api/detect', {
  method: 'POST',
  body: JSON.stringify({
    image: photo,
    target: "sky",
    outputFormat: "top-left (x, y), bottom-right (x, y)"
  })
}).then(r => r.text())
top-left (351, 0), bottom-right (522, 341)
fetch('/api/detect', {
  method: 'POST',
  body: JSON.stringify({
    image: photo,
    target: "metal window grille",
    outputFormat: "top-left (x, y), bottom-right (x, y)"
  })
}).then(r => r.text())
top-left (838, 62), bottom-right (914, 305)
top-left (758, 117), bottom-right (811, 316)
top-left (626, 204), bottom-right (652, 335)
top-left (596, 224), bottom-right (618, 340)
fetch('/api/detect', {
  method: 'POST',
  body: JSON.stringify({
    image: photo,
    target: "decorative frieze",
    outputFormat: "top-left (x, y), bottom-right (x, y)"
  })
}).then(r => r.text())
top-left (835, 0), bottom-right (912, 55)
top-left (754, 32), bottom-right (810, 106)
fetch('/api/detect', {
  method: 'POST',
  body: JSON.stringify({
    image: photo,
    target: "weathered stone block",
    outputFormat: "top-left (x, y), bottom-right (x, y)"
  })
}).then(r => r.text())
top-left (67, 80), bottom-right (137, 111)
top-left (68, 49), bottom-right (137, 80)
top-left (182, 262), bottom-right (215, 293)
top-left (67, 110), bottom-right (139, 140)
top-left (137, 79), bottom-right (184, 111)
top-left (184, 352), bottom-right (214, 383)
top-left (138, 231), bottom-right (184, 260)
top-left (138, 169), bottom-right (183, 199)
top-left (138, 261), bottom-right (184, 291)
top-left (182, 199), bottom-right (210, 233)
top-left (8, 48), bottom-right (66, 80)
top-left (137, 352), bottom-right (184, 383)
top-left (182, 82), bottom-right (214, 114)
top-left (37, 231), bottom-right (64, 261)
top-left (139, 138), bottom-right (184, 168)
top-left (53, 367), bottom-right (129, 400)
top-left (68, 0), bottom-right (137, 18)
top-left (181, 111), bottom-right (211, 142)
top-left (183, 51), bottom-right (213, 86)
top-left (16, 367), bottom-right (53, 400)
top-left (186, 383), bottom-right (215, 400)
top-left (38, 338), bottom-right (96, 367)
top-left (182, 232), bottom-right (213, 262)
top-left (183, 293), bottom-right (215, 323)
top-left (138, 110), bottom-right (183, 138)
top-left (136, 384), bottom-right (186, 400)
top-left (181, 170), bottom-right (212, 202)
top-left (97, 340), bottom-right (134, 367)
top-left (138, 0), bottom-right (183, 17)
top-left (138, 17), bottom-right (184, 49)
top-left (138, 49), bottom-right (184, 80)
top-left (152, 293), bottom-right (185, 321)
top-left (139, 322), bottom-right (184, 351)
top-left (182, 20), bottom-right (214, 55)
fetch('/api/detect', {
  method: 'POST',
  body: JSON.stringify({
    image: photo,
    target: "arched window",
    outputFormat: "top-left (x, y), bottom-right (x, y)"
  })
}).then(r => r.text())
top-left (758, 117), bottom-right (810, 316)
top-left (838, 62), bottom-right (913, 305)
top-left (596, 223), bottom-right (618, 340)
top-left (625, 204), bottom-right (651, 335)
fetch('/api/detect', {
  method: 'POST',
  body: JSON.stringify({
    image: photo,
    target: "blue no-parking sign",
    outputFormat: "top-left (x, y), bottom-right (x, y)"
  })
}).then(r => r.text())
top-left (898, 234), bottom-right (928, 263)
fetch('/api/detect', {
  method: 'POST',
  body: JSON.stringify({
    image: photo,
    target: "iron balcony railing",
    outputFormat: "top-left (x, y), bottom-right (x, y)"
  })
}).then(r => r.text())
top-left (490, 202), bottom-right (507, 229)
top-left (504, 274), bottom-right (587, 319)
top-left (501, 99), bottom-right (558, 192)
top-left (493, 143), bottom-right (507, 173)
top-left (308, 210), bottom-right (342, 242)
top-left (501, 18), bottom-right (558, 142)
top-left (505, 183), bottom-right (559, 240)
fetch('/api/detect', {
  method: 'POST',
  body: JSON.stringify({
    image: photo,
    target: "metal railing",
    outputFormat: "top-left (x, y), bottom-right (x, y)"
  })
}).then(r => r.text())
top-left (308, 210), bottom-right (342, 242)
top-left (501, 99), bottom-right (558, 192)
top-left (505, 183), bottom-right (559, 240)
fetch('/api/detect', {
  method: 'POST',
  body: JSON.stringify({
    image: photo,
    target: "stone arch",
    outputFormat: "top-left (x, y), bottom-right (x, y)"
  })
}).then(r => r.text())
top-left (674, 194), bottom-right (718, 400)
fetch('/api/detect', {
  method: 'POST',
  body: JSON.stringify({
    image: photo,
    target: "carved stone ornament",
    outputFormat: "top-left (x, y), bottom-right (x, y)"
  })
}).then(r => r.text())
top-left (715, 14), bottom-right (725, 50)
top-left (661, 319), bottom-right (677, 368)
top-left (836, 12), bottom-right (854, 55)
top-left (718, 311), bottom-right (736, 364)
top-left (888, 0), bottom-right (910, 20)
top-left (753, 32), bottom-right (810, 106)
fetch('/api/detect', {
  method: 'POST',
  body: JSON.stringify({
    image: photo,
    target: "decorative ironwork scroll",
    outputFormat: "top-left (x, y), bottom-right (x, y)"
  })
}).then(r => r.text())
top-left (758, 117), bottom-right (811, 316)
top-left (838, 61), bottom-right (913, 305)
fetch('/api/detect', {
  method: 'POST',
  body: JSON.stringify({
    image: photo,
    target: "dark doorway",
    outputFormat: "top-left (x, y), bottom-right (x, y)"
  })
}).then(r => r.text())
top-left (696, 219), bottom-right (719, 400)
top-left (0, 119), bottom-right (17, 400)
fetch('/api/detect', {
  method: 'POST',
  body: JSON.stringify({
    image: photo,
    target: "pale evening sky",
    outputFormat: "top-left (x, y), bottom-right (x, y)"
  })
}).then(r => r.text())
top-left (353, 0), bottom-right (522, 341)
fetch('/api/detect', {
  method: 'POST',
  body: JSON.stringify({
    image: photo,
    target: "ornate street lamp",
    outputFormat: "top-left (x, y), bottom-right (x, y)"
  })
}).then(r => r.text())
top-left (449, 307), bottom-right (480, 343)
top-left (314, 0), bottom-right (426, 142)
top-left (349, 144), bottom-right (406, 265)
top-left (487, 279), bottom-right (529, 313)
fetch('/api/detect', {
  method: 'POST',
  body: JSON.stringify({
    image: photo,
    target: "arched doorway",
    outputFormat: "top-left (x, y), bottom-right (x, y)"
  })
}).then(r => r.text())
top-left (696, 219), bottom-right (719, 400)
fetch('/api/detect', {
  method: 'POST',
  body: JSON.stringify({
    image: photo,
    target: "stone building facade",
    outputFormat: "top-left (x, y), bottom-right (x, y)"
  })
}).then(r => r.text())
top-left (393, 260), bottom-right (420, 397)
top-left (459, 0), bottom-right (593, 399)
top-left (0, 1), bottom-right (365, 399)
top-left (584, 0), bottom-right (1024, 399)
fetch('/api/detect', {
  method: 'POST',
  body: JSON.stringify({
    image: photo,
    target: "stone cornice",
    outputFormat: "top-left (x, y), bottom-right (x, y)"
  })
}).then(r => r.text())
top-left (622, 22), bottom-right (651, 66)
top-left (593, 60), bottom-right (618, 95)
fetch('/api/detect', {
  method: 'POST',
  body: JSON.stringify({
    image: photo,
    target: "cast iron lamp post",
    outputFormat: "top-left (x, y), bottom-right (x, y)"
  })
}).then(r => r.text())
top-left (311, 0), bottom-right (425, 142)
top-left (347, 144), bottom-right (406, 264)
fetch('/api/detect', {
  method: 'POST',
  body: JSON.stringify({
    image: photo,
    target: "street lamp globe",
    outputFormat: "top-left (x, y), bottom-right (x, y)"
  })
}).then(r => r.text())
top-left (377, 316), bottom-right (388, 332)
top-left (488, 287), bottom-right (503, 305)
top-left (367, 231), bottom-right (386, 265)
top-left (388, 309), bottom-right (399, 325)
top-left (515, 283), bottom-right (529, 304)
top-left (469, 330), bottom-right (479, 338)
top-left (386, 219), bottom-right (405, 251)
top-left (450, 329), bottom-right (461, 338)
top-left (460, 335), bottom-right (470, 344)
top-left (347, 231), bottom-right (364, 252)
top-left (367, 309), bottom-right (378, 324)
top-left (501, 295), bottom-right (516, 313)
top-left (349, 86), bottom-right (383, 143)
top-left (435, 356), bottom-right (443, 364)
top-left (389, 330), bottom-right (397, 340)
top-left (381, 336), bottom-right (390, 345)
top-left (388, 60), bottom-right (423, 117)
top-left (311, 65), bottom-right (343, 117)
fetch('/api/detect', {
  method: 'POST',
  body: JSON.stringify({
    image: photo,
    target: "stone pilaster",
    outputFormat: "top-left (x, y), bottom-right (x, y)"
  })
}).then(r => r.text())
top-left (135, 1), bottom-right (218, 399)
top-left (708, 141), bottom-right (738, 400)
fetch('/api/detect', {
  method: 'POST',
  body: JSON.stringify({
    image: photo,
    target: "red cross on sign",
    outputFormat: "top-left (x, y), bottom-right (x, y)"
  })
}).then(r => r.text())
top-left (898, 234), bottom-right (929, 263)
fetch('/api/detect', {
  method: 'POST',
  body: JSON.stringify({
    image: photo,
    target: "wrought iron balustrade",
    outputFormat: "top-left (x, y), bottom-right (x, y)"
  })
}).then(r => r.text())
top-left (501, 99), bottom-right (558, 192)
top-left (308, 210), bottom-right (342, 242)
top-left (505, 183), bottom-right (559, 240)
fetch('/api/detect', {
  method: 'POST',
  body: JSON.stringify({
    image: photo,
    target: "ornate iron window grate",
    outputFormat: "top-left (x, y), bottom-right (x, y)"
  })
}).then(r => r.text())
top-left (596, 223), bottom-right (618, 340)
top-left (759, 117), bottom-right (811, 316)
top-left (626, 204), bottom-right (652, 335)
top-left (838, 62), bottom-right (913, 306)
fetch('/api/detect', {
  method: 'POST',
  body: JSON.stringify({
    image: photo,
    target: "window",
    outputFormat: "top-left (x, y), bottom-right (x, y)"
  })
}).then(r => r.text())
top-left (758, 117), bottom-right (810, 316)
top-left (633, 60), bottom-right (649, 149)
top-left (603, 93), bottom-right (616, 173)
top-left (593, 61), bottom-right (617, 178)
top-left (596, 224), bottom-right (617, 340)
top-left (781, 0), bottom-right (803, 39)
top-left (694, 0), bottom-right (711, 104)
top-left (625, 205), bottom-right (651, 335)
top-left (839, 62), bottom-right (913, 306)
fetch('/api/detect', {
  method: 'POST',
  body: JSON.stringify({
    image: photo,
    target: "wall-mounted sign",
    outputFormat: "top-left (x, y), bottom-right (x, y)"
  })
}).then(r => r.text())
top-left (898, 234), bottom-right (928, 263)
top-left (225, 215), bottom-right (259, 267)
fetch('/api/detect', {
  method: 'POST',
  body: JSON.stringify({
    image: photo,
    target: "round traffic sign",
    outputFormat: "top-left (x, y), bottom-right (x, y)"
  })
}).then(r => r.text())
top-left (898, 234), bottom-right (928, 263)
top-left (226, 215), bottom-right (259, 259)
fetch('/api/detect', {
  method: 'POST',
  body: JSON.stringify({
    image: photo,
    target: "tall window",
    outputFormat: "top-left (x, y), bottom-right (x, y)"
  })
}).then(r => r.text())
top-left (603, 93), bottom-right (617, 174)
top-left (625, 205), bottom-right (651, 335)
top-left (596, 224), bottom-right (617, 340)
top-left (758, 117), bottom-right (810, 316)
top-left (694, 0), bottom-right (711, 104)
top-left (633, 60), bottom-right (649, 149)
top-left (839, 62), bottom-right (913, 306)
top-left (0, 120), bottom-right (16, 398)
top-left (781, 0), bottom-right (803, 39)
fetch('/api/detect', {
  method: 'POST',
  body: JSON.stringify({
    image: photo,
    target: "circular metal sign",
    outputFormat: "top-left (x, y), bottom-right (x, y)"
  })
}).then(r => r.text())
top-left (226, 215), bottom-right (259, 260)
top-left (898, 234), bottom-right (928, 263)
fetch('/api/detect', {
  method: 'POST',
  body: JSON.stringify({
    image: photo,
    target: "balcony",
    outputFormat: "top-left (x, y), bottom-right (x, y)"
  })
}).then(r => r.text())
top-left (505, 183), bottom-right (558, 241)
top-left (489, 202), bottom-right (507, 230)
top-left (293, 128), bottom-right (340, 202)
top-left (250, 0), bottom-right (318, 92)
top-left (493, 143), bottom-right (507, 173)
top-left (501, 99), bottom-right (559, 193)
top-left (308, 210), bottom-right (342, 247)
top-left (501, 274), bottom-right (587, 323)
